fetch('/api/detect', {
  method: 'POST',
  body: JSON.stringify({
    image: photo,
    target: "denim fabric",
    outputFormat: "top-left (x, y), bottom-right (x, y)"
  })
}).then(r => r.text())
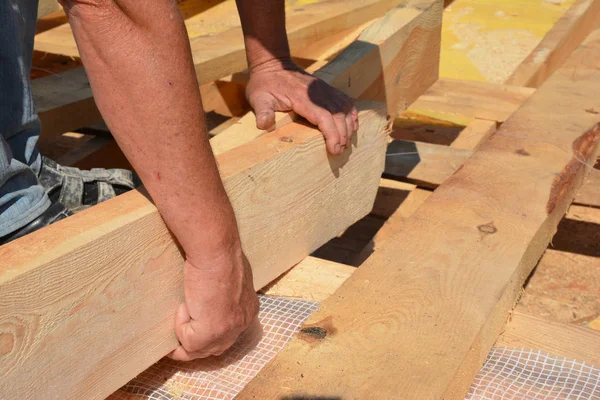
top-left (0, 0), bottom-right (50, 237)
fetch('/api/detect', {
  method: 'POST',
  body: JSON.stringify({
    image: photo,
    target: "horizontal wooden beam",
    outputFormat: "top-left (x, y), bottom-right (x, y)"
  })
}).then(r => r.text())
top-left (237, 27), bottom-right (600, 400)
top-left (384, 141), bottom-right (599, 208)
top-left (410, 78), bottom-right (535, 123)
top-left (210, 0), bottom-right (443, 154)
top-left (0, 103), bottom-right (388, 400)
top-left (32, 0), bottom-right (405, 141)
top-left (498, 311), bottom-right (600, 367)
top-left (505, 0), bottom-right (600, 88)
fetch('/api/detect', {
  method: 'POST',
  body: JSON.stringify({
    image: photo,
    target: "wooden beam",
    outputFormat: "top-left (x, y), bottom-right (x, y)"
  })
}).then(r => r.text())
top-left (450, 119), bottom-right (497, 150)
top-left (210, 0), bottom-right (443, 154)
top-left (385, 141), bottom-right (599, 210)
top-left (236, 28), bottom-right (600, 400)
top-left (34, 0), bottom-right (407, 76)
top-left (268, 260), bottom-right (600, 368)
top-left (0, 103), bottom-right (388, 400)
top-left (32, 0), bottom-right (408, 141)
top-left (384, 139), bottom-right (471, 187)
top-left (505, 0), bottom-right (600, 88)
top-left (575, 169), bottom-right (600, 207)
top-left (33, 68), bottom-right (102, 145)
top-left (37, 0), bottom-right (62, 19)
top-left (261, 257), bottom-right (356, 302)
top-left (498, 311), bottom-right (600, 367)
top-left (410, 78), bottom-right (535, 123)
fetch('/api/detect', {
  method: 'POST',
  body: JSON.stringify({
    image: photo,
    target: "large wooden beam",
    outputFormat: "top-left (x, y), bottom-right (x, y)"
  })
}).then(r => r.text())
top-left (236, 28), bottom-right (600, 400)
top-left (210, 0), bottom-right (443, 154)
top-left (410, 78), bottom-right (535, 123)
top-left (0, 103), bottom-right (388, 400)
top-left (505, 0), bottom-right (600, 88)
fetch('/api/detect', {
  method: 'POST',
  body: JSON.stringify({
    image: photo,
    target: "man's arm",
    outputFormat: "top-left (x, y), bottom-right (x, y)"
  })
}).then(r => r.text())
top-left (236, 0), bottom-right (358, 155)
top-left (59, 0), bottom-right (259, 360)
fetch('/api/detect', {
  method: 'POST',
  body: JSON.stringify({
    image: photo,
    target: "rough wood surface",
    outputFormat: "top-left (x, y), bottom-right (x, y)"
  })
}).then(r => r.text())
top-left (575, 169), bottom-right (600, 207)
top-left (33, 0), bottom-right (404, 141)
top-left (32, 68), bottom-right (102, 144)
top-left (384, 139), bottom-right (472, 187)
top-left (236, 28), bottom-right (600, 400)
top-left (210, 0), bottom-right (443, 154)
top-left (505, 0), bottom-right (600, 88)
top-left (498, 311), bottom-right (600, 367)
top-left (0, 104), bottom-right (388, 400)
top-left (451, 119), bottom-right (497, 150)
top-left (261, 257), bottom-right (355, 302)
top-left (410, 78), bottom-right (535, 122)
top-left (37, 0), bottom-right (61, 19)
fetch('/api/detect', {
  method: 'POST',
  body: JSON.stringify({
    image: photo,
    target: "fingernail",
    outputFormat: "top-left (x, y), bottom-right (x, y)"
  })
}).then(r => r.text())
top-left (335, 144), bottom-right (341, 153)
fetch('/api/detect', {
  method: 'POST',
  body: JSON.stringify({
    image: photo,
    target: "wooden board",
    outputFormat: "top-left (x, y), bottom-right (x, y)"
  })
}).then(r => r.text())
top-left (0, 104), bottom-right (388, 400)
top-left (261, 257), bottom-right (355, 302)
top-left (575, 169), bottom-right (600, 207)
top-left (384, 139), bottom-right (472, 187)
top-left (33, 68), bottom-right (102, 144)
top-left (410, 78), bottom-right (535, 123)
top-left (498, 311), bottom-right (600, 367)
top-left (37, 0), bottom-right (61, 19)
top-left (210, 0), bottom-right (443, 154)
top-left (33, 0), bottom-right (407, 77)
top-left (506, 0), bottom-right (600, 88)
top-left (236, 28), bottom-right (600, 400)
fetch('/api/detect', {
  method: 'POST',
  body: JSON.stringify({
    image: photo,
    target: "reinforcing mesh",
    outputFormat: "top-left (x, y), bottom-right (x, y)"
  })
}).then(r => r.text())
top-left (109, 296), bottom-right (318, 400)
top-left (109, 295), bottom-right (600, 400)
top-left (467, 347), bottom-right (600, 400)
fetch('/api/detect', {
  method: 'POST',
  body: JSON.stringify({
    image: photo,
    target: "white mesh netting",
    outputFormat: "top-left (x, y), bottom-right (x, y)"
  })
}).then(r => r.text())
top-left (467, 347), bottom-right (600, 400)
top-left (110, 296), bottom-right (600, 400)
top-left (109, 296), bottom-right (318, 400)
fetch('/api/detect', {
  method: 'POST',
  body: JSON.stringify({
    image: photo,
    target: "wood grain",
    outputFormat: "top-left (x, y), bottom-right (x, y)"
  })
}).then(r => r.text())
top-left (236, 28), bottom-right (600, 400)
top-left (505, 0), bottom-right (600, 88)
top-left (410, 78), bottom-right (535, 122)
top-left (384, 139), bottom-right (472, 187)
top-left (261, 257), bottom-right (355, 302)
top-left (0, 104), bottom-right (388, 400)
top-left (210, 0), bottom-right (443, 154)
top-left (498, 311), bottom-right (600, 367)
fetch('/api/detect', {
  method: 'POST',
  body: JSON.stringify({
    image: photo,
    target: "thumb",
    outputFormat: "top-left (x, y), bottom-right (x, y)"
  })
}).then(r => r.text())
top-left (250, 94), bottom-right (277, 130)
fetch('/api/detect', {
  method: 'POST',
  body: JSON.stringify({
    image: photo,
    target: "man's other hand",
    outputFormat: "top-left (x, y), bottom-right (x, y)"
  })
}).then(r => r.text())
top-left (170, 246), bottom-right (260, 360)
top-left (246, 58), bottom-right (358, 156)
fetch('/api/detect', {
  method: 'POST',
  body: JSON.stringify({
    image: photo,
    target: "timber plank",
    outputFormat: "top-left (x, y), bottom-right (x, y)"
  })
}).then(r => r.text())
top-left (384, 139), bottom-right (472, 187)
top-left (498, 311), bottom-right (600, 367)
top-left (410, 78), bottom-right (535, 123)
top-left (505, 0), bottom-right (600, 88)
top-left (32, 0), bottom-right (408, 142)
top-left (236, 28), bottom-right (600, 400)
top-left (0, 104), bottom-right (388, 400)
top-left (210, 0), bottom-right (443, 154)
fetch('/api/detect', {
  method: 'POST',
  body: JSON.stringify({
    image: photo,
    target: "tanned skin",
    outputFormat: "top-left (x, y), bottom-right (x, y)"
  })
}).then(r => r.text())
top-left (59, 0), bottom-right (356, 360)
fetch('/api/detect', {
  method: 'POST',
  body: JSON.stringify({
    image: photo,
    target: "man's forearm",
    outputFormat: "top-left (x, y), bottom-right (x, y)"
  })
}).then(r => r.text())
top-left (235, 0), bottom-right (292, 71)
top-left (61, 0), bottom-right (239, 262)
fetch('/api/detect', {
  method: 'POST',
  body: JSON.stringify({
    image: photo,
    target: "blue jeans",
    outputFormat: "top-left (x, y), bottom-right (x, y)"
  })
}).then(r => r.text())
top-left (0, 0), bottom-right (50, 237)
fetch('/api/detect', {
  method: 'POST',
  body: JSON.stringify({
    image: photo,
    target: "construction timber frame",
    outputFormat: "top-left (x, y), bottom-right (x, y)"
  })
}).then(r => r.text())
top-left (2, 0), bottom-right (600, 399)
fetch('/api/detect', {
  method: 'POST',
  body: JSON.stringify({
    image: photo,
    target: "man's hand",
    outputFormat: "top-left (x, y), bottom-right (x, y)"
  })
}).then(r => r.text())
top-left (170, 245), bottom-right (260, 360)
top-left (247, 59), bottom-right (358, 156)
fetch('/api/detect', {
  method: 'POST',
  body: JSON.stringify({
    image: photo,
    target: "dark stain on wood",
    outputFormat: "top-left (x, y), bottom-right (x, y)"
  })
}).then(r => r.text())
top-left (547, 123), bottom-right (600, 215)
top-left (515, 148), bottom-right (530, 156)
top-left (585, 108), bottom-right (599, 115)
top-left (298, 316), bottom-right (337, 344)
top-left (478, 221), bottom-right (497, 235)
